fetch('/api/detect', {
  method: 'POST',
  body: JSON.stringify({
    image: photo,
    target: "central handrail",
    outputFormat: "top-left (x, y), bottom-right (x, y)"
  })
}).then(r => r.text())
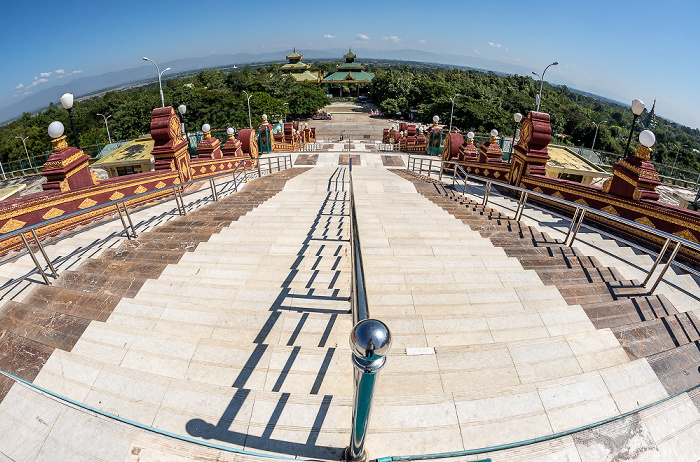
top-left (348, 159), bottom-right (369, 324)
top-left (406, 154), bottom-right (700, 295)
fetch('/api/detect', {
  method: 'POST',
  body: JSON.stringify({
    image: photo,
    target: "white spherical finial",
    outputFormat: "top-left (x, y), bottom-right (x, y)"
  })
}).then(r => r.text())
top-left (467, 131), bottom-right (475, 139)
top-left (490, 129), bottom-right (499, 137)
top-left (178, 104), bottom-right (186, 115)
top-left (60, 93), bottom-right (74, 110)
top-left (433, 115), bottom-right (439, 123)
top-left (514, 112), bottom-right (523, 123)
top-left (48, 121), bottom-right (64, 138)
top-left (639, 130), bottom-right (656, 148)
top-left (227, 127), bottom-right (234, 135)
top-left (202, 124), bottom-right (211, 133)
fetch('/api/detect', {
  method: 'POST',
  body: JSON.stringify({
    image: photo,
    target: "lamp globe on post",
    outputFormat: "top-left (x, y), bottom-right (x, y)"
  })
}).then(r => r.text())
top-left (60, 93), bottom-right (81, 150)
top-left (510, 113), bottom-right (523, 160)
top-left (202, 123), bottom-right (211, 140)
top-left (226, 127), bottom-right (235, 140)
top-left (636, 129), bottom-right (656, 163)
top-left (178, 104), bottom-right (187, 141)
top-left (48, 121), bottom-right (69, 154)
top-left (624, 99), bottom-right (645, 157)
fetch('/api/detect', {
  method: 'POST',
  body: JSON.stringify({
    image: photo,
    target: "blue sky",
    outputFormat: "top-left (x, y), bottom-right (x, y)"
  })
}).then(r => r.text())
top-left (1, 0), bottom-right (699, 129)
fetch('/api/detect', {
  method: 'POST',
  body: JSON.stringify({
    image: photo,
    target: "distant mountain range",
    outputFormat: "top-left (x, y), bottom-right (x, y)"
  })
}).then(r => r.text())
top-left (0, 48), bottom-right (583, 125)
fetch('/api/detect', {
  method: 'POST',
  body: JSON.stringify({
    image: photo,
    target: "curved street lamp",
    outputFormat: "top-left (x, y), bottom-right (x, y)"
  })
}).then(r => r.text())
top-left (448, 94), bottom-right (460, 133)
top-left (532, 62), bottom-right (558, 111)
top-left (243, 90), bottom-right (253, 128)
top-left (60, 93), bottom-right (81, 150)
top-left (624, 99), bottom-right (645, 157)
top-left (14, 135), bottom-right (34, 169)
top-left (591, 120), bottom-right (607, 150)
top-left (96, 113), bottom-right (112, 144)
top-left (142, 57), bottom-right (171, 107)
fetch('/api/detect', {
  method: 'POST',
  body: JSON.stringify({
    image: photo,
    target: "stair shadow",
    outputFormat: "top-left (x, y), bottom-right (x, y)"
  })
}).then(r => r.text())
top-left (187, 167), bottom-right (349, 459)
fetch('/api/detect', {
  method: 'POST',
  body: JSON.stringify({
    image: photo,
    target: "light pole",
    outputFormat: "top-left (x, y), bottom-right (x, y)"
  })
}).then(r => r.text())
top-left (532, 62), bottom-right (558, 111)
top-left (14, 135), bottom-right (34, 169)
top-left (510, 112), bottom-right (523, 159)
top-left (178, 105), bottom-right (189, 151)
top-left (671, 144), bottom-right (688, 178)
top-left (448, 94), bottom-right (460, 133)
top-left (60, 93), bottom-right (81, 150)
top-left (243, 91), bottom-right (253, 128)
top-left (624, 99), bottom-right (645, 157)
top-left (96, 113), bottom-right (113, 144)
top-left (591, 120), bottom-right (607, 150)
top-left (283, 102), bottom-right (289, 122)
top-left (142, 57), bottom-right (171, 107)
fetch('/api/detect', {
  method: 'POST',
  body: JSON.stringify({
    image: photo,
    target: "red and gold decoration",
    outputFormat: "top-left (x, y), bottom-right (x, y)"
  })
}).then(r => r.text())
top-left (509, 111), bottom-right (552, 187)
top-left (150, 106), bottom-right (191, 184)
top-left (602, 130), bottom-right (661, 201)
top-left (478, 129), bottom-right (506, 164)
top-left (196, 123), bottom-right (223, 160)
top-left (42, 122), bottom-right (98, 192)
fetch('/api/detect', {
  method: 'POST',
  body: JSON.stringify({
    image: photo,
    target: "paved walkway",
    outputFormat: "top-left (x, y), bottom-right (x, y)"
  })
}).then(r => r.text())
top-left (0, 153), bottom-right (699, 461)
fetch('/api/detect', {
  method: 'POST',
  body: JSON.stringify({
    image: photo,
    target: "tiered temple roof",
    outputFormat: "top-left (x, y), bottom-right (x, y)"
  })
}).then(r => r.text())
top-left (280, 47), bottom-right (322, 83)
top-left (322, 47), bottom-right (375, 83)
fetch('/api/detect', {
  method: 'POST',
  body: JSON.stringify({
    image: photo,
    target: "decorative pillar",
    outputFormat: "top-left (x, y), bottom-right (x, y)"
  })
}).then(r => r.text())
top-left (602, 131), bottom-right (661, 201)
top-left (237, 128), bottom-right (259, 166)
top-left (221, 128), bottom-right (243, 158)
top-left (42, 122), bottom-right (99, 191)
top-left (196, 124), bottom-right (223, 160)
top-left (509, 111), bottom-right (551, 187)
top-left (460, 132), bottom-right (479, 162)
top-left (478, 130), bottom-right (505, 163)
top-left (150, 106), bottom-right (191, 184)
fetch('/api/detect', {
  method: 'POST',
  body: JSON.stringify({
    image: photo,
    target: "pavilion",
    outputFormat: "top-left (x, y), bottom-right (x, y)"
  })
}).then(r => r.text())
top-left (322, 47), bottom-right (374, 97)
top-left (280, 48), bottom-right (322, 83)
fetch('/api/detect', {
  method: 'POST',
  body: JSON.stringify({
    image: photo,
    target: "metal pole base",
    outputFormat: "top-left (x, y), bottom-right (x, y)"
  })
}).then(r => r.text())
top-left (344, 446), bottom-right (368, 462)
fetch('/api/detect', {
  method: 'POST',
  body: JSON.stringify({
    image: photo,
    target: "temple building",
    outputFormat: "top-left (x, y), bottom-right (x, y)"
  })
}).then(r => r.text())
top-left (322, 47), bottom-right (375, 96)
top-left (280, 48), bottom-right (322, 83)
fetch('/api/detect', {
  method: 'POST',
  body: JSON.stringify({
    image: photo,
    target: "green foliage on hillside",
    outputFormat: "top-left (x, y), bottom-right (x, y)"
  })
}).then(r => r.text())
top-left (0, 67), bottom-right (329, 164)
top-left (371, 66), bottom-right (699, 171)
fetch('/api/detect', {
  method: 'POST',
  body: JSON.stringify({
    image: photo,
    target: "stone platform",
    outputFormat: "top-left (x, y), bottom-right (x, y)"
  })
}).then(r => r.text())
top-left (0, 152), bottom-right (698, 461)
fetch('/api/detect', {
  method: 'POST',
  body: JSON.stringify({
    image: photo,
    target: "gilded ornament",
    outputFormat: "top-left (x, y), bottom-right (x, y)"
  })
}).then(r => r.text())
top-left (78, 198), bottom-right (97, 209)
top-left (134, 186), bottom-right (147, 194)
top-left (109, 192), bottom-right (125, 201)
top-left (42, 208), bottom-right (65, 220)
top-left (0, 218), bottom-right (27, 234)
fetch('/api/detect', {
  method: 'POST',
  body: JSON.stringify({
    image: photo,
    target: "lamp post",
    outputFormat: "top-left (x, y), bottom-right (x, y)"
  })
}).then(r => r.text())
top-left (96, 113), bottom-right (113, 144)
top-left (671, 144), bottom-right (688, 178)
top-left (178, 105), bottom-right (189, 151)
top-left (510, 112), bottom-right (523, 160)
top-left (591, 120), bottom-right (607, 151)
top-left (60, 93), bottom-right (81, 150)
top-left (624, 99), bottom-right (645, 157)
top-left (532, 62), bottom-right (558, 111)
top-left (14, 135), bottom-right (34, 170)
top-left (142, 57), bottom-right (171, 107)
top-left (448, 93), bottom-right (460, 133)
top-left (283, 102), bottom-right (289, 122)
top-left (243, 91), bottom-right (253, 128)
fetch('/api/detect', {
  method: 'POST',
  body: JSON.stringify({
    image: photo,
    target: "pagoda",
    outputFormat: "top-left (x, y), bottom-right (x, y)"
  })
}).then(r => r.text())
top-left (322, 47), bottom-right (375, 96)
top-left (280, 48), bottom-right (322, 83)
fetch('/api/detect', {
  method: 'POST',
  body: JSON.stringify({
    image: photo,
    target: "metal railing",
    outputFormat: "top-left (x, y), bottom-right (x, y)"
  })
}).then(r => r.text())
top-left (346, 159), bottom-right (391, 462)
top-left (0, 153), bottom-right (293, 290)
top-left (407, 155), bottom-right (700, 295)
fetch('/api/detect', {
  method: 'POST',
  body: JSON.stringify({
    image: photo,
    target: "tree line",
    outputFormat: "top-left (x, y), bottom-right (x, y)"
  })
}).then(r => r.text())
top-left (370, 66), bottom-right (699, 172)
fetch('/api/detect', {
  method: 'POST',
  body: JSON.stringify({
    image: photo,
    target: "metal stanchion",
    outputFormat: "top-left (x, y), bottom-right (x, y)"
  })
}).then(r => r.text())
top-left (30, 229), bottom-right (58, 278)
top-left (346, 319), bottom-right (391, 462)
top-left (209, 178), bottom-right (219, 201)
top-left (115, 203), bottom-right (133, 240)
top-left (20, 232), bottom-right (50, 285)
top-left (120, 201), bottom-right (138, 239)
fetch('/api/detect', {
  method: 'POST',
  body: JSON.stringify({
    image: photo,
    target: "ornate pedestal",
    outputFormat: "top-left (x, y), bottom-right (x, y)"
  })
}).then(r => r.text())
top-left (603, 145), bottom-right (661, 201)
top-left (150, 107), bottom-right (191, 184)
top-left (509, 112), bottom-right (552, 186)
top-left (42, 135), bottom-right (98, 192)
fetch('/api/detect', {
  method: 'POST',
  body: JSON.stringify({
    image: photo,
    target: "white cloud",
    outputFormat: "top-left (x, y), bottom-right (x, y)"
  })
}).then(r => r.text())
top-left (418, 39), bottom-right (426, 44)
top-left (474, 49), bottom-right (480, 55)
top-left (357, 34), bottom-right (370, 41)
top-left (488, 42), bottom-right (502, 48)
top-left (382, 35), bottom-right (402, 43)
top-left (323, 34), bottom-right (335, 39)
top-left (71, 69), bottom-right (83, 74)
top-left (55, 69), bottom-right (65, 74)
top-left (40, 72), bottom-right (52, 78)
top-left (27, 78), bottom-right (49, 89)
top-left (15, 83), bottom-right (24, 89)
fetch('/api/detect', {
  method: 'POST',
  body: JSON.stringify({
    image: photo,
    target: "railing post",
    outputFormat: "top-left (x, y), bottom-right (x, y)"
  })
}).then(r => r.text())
top-left (514, 191), bottom-right (529, 222)
top-left (115, 203), bottom-right (133, 239)
top-left (277, 156), bottom-right (281, 172)
top-left (346, 319), bottom-right (391, 462)
top-left (564, 207), bottom-right (581, 245)
top-left (120, 201), bottom-right (138, 239)
top-left (439, 161), bottom-right (444, 181)
top-left (482, 182), bottom-right (492, 207)
top-left (176, 186), bottom-right (187, 216)
top-left (642, 237), bottom-right (671, 287)
top-left (20, 232), bottom-right (51, 285)
top-left (648, 241), bottom-right (682, 294)
top-left (568, 209), bottom-right (586, 247)
top-left (209, 177), bottom-right (219, 201)
top-left (30, 229), bottom-right (58, 278)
